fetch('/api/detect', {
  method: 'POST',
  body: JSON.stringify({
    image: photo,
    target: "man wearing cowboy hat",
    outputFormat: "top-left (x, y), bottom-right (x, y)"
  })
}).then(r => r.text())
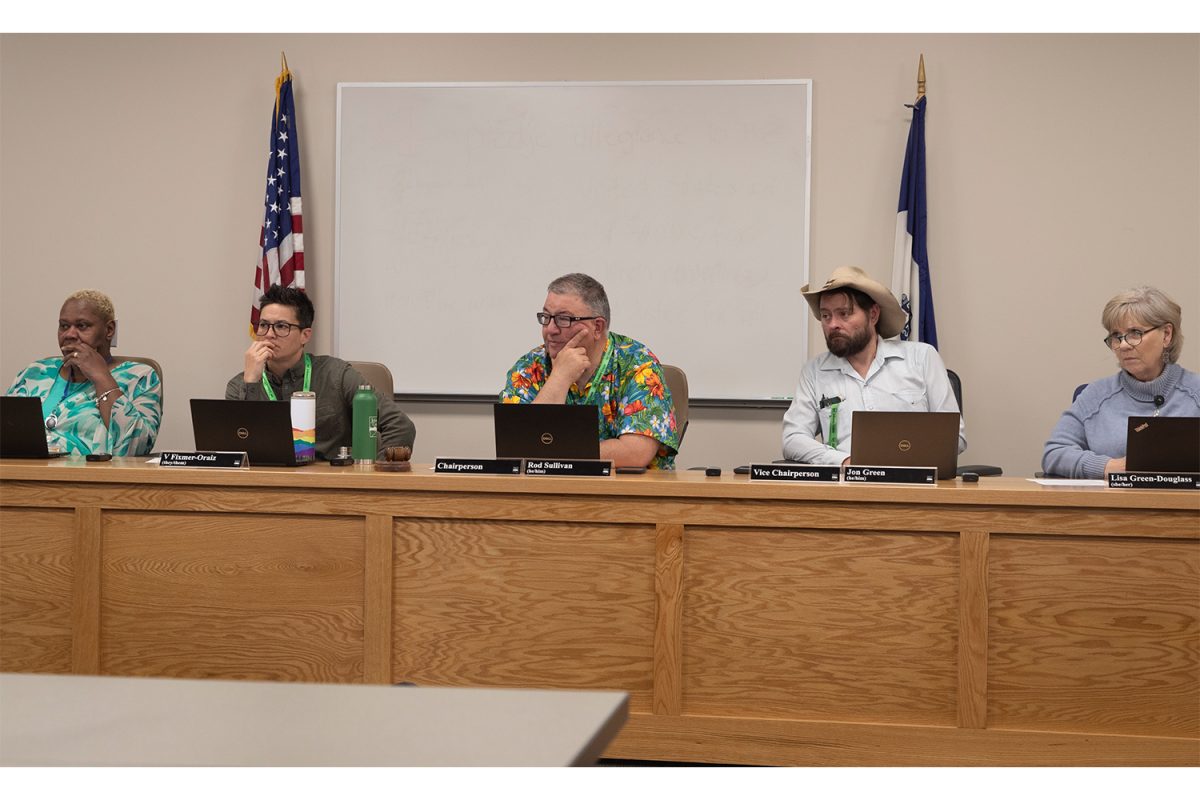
top-left (781, 265), bottom-right (966, 465)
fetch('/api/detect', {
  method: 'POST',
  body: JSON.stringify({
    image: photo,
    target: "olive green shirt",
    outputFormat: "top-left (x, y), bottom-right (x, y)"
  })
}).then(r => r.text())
top-left (226, 354), bottom-right (415, 460)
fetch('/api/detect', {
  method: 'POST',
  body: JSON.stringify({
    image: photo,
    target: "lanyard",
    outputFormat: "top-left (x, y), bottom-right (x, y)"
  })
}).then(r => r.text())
top-left (828, 402), bottom-right (840, 449)
top-left (580, 335), bottom-right (614, 405)
top-left (42, 370), bottom-right (81, 425)
top-left (262, 353), bottom-right (311, 401)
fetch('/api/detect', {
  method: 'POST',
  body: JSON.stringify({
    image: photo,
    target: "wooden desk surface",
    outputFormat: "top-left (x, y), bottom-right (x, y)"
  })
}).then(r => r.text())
top-left (0, 672), bottom-right (628, 766)
top-left (2, 458), bottom-right (1197, 765)
top-left (3, 457), bottom-right (1197, 512)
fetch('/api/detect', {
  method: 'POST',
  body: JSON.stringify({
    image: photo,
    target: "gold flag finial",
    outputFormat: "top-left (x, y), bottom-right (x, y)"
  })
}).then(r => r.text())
top-left (916, 54), bottom-right (926, 100)
top-left (274, 52), bottom-right (293, 116)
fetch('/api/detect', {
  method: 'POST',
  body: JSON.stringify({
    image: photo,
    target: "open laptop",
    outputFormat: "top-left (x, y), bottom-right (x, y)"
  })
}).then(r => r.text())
top-left (190, 399), bottom-right (313, 467)
top-left (850, 411), bottom-right (960, 480)
top-left (0, 396), bottom-right (67, 458)
top-left (494, 403), bottom-right (600, 460)
top-left (1125, 416), bottom-right (1199, 473)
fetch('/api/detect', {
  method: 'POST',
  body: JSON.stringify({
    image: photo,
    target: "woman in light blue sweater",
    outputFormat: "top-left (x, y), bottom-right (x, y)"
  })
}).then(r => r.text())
top-left (1042, 286), bottom-right (1200, 478)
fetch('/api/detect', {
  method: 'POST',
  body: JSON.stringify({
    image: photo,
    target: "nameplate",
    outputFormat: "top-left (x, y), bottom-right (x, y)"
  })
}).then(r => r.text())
top-left (523, 459), bottom-right (613, 477)
top-left (1107, 471), bottom-right (1199, 490)
top-left (749, 463), bottom-right (840, 482)
top-left (435, 458), bottom-right (522, 475)
top-left (843, 465), bottom-right (937, 485)
top-left (159, 451), bottom-right (248, 469)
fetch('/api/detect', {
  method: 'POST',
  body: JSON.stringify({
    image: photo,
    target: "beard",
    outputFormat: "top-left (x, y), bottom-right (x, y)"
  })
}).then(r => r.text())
top-left (826, 327), bottom-right (872, 358)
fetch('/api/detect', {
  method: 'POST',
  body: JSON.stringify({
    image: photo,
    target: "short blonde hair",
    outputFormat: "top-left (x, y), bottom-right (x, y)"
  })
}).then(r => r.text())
top-left (1101, 286), bottom-right (1183, 364)
top-left (65, 289), bottom-right (116, 323)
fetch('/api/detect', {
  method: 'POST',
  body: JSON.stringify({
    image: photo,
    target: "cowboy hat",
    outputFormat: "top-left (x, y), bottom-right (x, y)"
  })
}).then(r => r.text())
top-left (800, 265), bottom-right (907, 339)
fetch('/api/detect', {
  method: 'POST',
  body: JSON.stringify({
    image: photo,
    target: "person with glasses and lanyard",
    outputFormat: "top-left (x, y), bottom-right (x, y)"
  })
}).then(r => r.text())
top-left (499, 273), bottom-right (680, 469)
top-left (1042, 285), bottom-right (1199, 478)
top-left (226, 285), bottom-right (416, 460)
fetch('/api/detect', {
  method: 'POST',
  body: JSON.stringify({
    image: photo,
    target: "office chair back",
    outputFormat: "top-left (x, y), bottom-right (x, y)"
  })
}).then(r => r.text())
top-left (660, 364), bottom-right (689, 446)
top-left (945, 368), bottom-right (1002, 477)
top-left (348, 361), bottom-right (395, 398)
top-left (946, 368), bottom-right (965, 414)
top-left (1073, 383), bottom-right (1088, 402)
top-left (113, 355), bottom-right (164, 405)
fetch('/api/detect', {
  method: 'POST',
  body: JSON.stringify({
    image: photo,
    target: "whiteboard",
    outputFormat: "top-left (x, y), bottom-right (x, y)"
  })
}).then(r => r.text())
top-left (335, 81), bottom-right (811, 400)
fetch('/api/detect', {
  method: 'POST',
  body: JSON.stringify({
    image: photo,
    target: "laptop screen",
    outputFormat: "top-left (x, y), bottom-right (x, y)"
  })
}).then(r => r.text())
top-left (1126, 416), bottom-right (1199, 473)
top-left (494, 403), bottom-right (600, 460)
top-left (190, 399), bottom-right (313, 467)
top-left (849, 411), bottom-right (960, 479)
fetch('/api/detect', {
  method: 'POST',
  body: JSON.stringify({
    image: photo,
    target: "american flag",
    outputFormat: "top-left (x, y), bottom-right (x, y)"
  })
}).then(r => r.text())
top-left (251, 63), bottom-right (305, 332)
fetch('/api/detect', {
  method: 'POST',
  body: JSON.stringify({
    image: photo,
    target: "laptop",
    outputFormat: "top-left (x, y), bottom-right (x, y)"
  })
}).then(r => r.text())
top-left (190, 399), bottom-right (313, 467)
top-left (850, 411), bottom-right (960, 480)
top-left (494, 403), bottom-right (600, 460)
top-left (0, 396), bottom-right (67, 458)
top-left (1125, 416), bottom-right (1199, 473)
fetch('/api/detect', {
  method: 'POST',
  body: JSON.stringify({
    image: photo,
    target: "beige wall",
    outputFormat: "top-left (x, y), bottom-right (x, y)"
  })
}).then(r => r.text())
top-left (2, 33), bottom-right (1197, 475)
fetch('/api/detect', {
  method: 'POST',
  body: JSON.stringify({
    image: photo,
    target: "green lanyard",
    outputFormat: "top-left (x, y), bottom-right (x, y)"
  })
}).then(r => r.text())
top-left (579, 335), bottom-right (614, 405)
top-left (261, 353), bottom-right (311, 401)
top-left (828, 402), bottom-right (840, 449)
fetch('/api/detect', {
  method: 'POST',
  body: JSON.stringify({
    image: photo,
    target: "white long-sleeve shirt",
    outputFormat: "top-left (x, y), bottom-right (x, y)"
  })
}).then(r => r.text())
top-left (781, 338), bottom-right (966, 465)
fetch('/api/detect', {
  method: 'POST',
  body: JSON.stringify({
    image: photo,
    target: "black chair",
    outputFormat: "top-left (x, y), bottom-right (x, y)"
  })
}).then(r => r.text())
top-left (948, 369), bottom-right (1003, 477)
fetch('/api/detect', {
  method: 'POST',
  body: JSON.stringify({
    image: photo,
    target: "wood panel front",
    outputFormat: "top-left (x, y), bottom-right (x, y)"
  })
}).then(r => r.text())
top-left (2, 462), bottom-right (1197, 765)
top-left (99, 511), bottom-right (366, 682)
top-left (987, 534), bottom-right (1200, 738)
top-left (392, 518), bottom-right (656, 711)
top-left (682, 526), bottom-right (959, 725)
top-left (0, 507), bottom-right (75, 673)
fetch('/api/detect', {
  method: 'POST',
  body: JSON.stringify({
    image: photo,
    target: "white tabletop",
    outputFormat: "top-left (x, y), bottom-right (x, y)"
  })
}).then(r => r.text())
top-left (0, 673), bottom-right (628, 766)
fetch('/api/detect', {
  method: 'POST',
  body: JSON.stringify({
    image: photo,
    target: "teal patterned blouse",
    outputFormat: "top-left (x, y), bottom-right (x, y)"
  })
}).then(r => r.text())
top-left (6, 358), bottom-right (162, 456)
top-left (499, 332), bottom-right (680, 469)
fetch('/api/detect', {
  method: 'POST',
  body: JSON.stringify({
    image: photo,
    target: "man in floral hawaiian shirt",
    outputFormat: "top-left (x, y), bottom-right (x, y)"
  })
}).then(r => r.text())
top-left (499, 273), bottom-right (680, 469)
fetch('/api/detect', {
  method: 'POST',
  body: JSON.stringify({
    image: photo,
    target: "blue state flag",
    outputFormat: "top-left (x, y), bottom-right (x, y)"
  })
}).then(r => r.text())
top-left (890, 95), bottom-right (938, 348)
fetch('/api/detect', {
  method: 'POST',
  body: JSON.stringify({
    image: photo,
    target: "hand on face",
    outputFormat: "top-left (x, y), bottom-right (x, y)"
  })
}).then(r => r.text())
top-left (58, 299), bottom-right (114, 384)
top-left (243, 339), bottom-right (278, 382)
top-left (550, 327), bottom-right (593, 386)
top-left (61, 339), bottom-right (110, 383)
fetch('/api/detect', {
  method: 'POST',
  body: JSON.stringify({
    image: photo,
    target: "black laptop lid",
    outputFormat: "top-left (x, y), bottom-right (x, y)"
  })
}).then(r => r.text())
top-left (190, 399), bottom-right (311, 467)
top-left (494, 403), bottom-right (601, 460)
top-left (1125, 416), bottom-right (1200, 473)
top-left (0, 396), bottom-right (58, 458)
top-left (849, 411), bottom-right (960, 479)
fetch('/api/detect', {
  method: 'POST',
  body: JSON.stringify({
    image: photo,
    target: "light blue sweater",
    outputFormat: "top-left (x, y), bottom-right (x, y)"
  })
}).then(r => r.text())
top-left (1041, 364), bottom-right (1200, 478)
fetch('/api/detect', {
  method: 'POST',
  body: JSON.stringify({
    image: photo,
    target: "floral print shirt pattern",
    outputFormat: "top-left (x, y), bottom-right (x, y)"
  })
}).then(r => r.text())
top-left (500, 332), bottom-right (679, 469)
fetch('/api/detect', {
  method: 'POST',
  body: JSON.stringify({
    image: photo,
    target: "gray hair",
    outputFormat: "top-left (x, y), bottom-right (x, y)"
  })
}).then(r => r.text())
top-left (547, 273), bottom-right (611, 324)
top-left (1101, 286), bottom-right (1184, 363)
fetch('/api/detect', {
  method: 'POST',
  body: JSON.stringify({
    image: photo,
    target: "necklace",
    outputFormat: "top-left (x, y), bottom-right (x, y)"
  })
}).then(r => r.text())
top-left (44, 375), bottom-right (88, 431)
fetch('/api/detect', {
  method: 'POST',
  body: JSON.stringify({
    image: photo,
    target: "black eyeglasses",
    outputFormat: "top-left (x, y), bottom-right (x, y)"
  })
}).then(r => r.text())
top-left (536, 312), bottom-right (599, 329)
top-left (255, 320), bottom-right (306, 337)
top-left (1103, 326), bottom-right (1159, 349)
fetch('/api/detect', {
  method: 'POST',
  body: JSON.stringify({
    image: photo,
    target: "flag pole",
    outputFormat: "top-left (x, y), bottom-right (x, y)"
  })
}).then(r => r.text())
top-left (916, 53), bottom-right (926, 100)
top-left (275, 52), bottom-right (291, 115)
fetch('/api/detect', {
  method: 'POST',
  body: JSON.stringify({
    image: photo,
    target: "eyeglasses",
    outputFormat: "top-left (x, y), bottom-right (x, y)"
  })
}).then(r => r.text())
top-left (255, 320), bottom-right (306, 337)
top-left (1103, 326), bottom-right (1160, 349)
top-left (536, 312), bottom-right (600, 329)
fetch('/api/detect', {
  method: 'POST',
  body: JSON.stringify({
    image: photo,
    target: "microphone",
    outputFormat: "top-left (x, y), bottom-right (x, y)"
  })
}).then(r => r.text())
top-left (1154, 395), bottom-right (1165, 408)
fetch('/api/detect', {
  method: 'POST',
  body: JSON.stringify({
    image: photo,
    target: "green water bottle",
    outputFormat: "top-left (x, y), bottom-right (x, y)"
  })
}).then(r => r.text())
top-left (352, 385), bottom-right (378, 463)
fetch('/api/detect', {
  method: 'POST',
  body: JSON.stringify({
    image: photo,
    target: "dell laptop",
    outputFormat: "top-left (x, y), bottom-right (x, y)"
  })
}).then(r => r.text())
top-left (850, 411), bottom-right (960, 480)
top-left (494, 403), bottom-right (600, 460)
top-left (190, 399), bottom-right (313, 467)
